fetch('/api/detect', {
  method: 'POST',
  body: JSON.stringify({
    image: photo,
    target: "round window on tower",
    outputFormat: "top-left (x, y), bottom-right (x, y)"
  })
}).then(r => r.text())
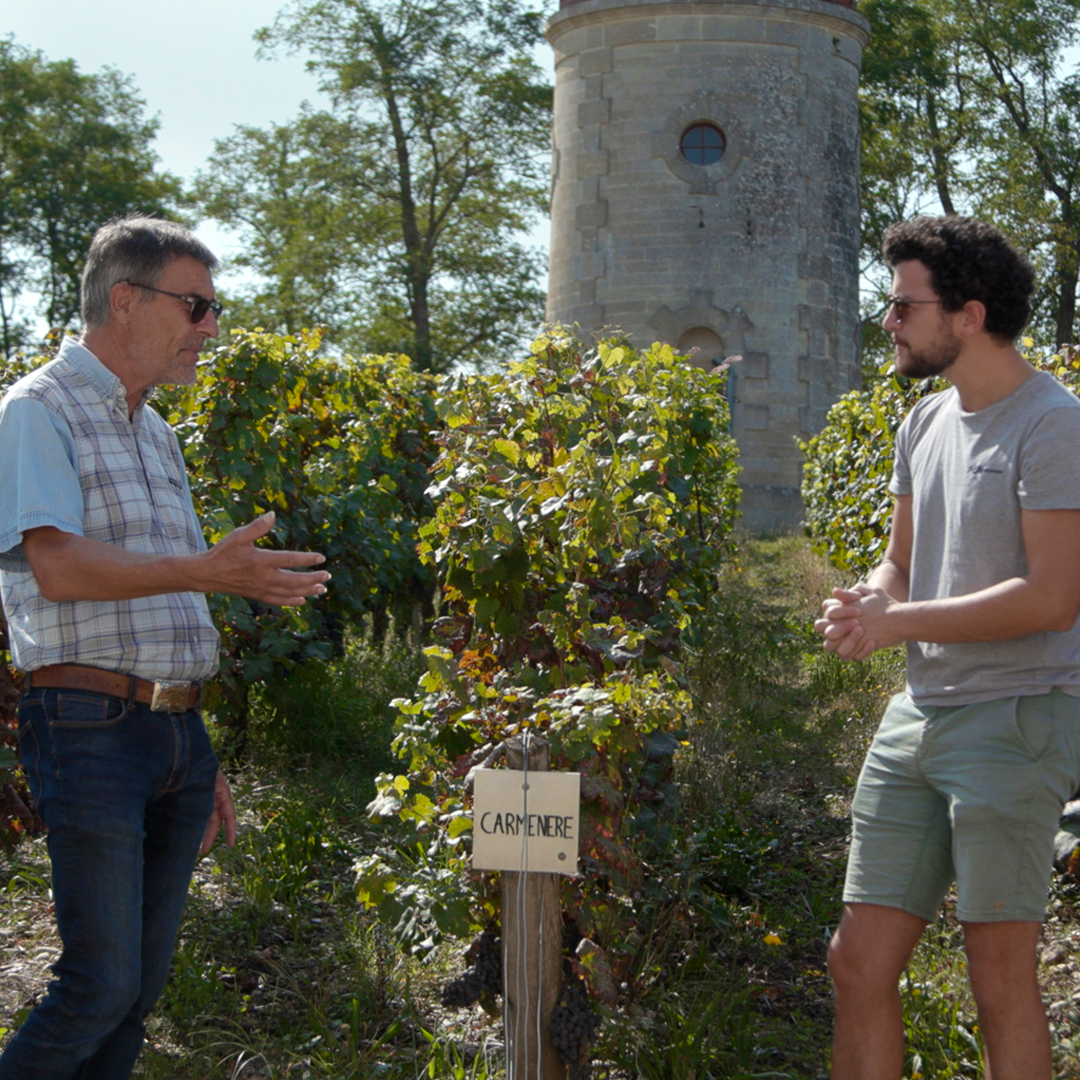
top-left (679, 123), bottom-right (726, 167)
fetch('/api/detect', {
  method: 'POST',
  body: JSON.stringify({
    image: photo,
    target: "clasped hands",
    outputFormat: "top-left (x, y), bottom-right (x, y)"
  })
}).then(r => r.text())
top-left (814, 583), bottom-right (899, 662)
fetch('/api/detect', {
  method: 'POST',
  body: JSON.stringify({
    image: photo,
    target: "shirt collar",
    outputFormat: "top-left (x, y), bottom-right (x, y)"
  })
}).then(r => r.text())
top-left (58, 335), bottom-right (151, 415)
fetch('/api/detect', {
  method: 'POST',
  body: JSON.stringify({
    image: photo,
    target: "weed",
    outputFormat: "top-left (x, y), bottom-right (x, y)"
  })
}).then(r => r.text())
top-left (7, 537), bottom-right (1080, 1078)
top-left (418, 1029), bottom-right (503, 1080)
top-left (617, 978), bottom-right (788, 1079)
top-left (245, 619), bottom-right (425, 766)
top-left (132, 763), bottom-right (437, 1078)
top-left (901, 970), bottom-right (981, 1079)
top-left (0, 862), bottom-right (48, 898)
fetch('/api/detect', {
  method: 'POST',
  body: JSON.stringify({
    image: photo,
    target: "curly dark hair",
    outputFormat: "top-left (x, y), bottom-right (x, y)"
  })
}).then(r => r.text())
top-left (882, 216), bottom-right (1035, 341)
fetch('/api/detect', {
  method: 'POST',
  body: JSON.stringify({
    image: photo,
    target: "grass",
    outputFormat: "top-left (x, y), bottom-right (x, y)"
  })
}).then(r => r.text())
top-left (135, 621), bottom-right (441, 1080)
top-left (3, 536), bottom-right (1080, 1077)
top-left (137, 764), bottom-right (442, 1078)
top-left (246, 616), bottom-right (426, 766)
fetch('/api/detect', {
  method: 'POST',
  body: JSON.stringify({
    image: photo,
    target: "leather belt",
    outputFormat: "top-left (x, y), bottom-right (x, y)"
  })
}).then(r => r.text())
top-left (29, 664), bottom-right (202, 713)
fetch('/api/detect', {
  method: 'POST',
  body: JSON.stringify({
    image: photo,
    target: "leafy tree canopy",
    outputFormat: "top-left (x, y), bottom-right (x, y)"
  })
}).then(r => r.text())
top-left (0, 36), bottom-right (183, 357)
top-left (197, 0), bottom-right (553, 372)
top-left (858, 0), bottom-right (1080, 366)
top-left (157, 328), bottom-right (440, 741)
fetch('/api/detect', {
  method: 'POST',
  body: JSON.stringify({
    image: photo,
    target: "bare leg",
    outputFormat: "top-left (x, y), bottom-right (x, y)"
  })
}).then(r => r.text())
top-left (828, 902), bottom-right (928, 1080)
top-left (962, 920), bottom-right (1048, 1080)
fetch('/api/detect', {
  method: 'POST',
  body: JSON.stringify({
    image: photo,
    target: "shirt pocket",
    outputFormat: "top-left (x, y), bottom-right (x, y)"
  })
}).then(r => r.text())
top-left (138, 446), bottom-right (199, 552)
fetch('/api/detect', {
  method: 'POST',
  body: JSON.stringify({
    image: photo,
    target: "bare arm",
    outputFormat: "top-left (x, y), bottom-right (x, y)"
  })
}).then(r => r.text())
top-left (820, 505), bottom-right (1080, 657)
top-left (22, 511), bottom-right (329, 607)
top-left (863, 494), bottom-right (912, 603)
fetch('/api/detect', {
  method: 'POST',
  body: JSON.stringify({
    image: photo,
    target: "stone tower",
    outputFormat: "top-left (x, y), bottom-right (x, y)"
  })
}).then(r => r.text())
top-left (545, 0), bottom-right (871, 531)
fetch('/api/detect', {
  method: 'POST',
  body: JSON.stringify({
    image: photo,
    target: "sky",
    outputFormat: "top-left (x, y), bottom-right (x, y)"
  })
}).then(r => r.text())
top-left (6, 4), bottom-right (1080, 302)
top-left (5, 0), bottom-right (558, 292)
top-left (7, 1), bottom-right (328, 275)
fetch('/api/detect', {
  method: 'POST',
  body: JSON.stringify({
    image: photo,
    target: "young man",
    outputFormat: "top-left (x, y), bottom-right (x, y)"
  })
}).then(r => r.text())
top-left (0, 216), bottom-right (331, 1079)
top-left (815, 215), bottom-right (1080, 1080)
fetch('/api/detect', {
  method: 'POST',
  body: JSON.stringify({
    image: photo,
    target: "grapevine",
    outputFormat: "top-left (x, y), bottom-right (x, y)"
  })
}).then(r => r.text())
top-left (549, 976), bottom-right (601, 1077)
top-left (441, 929), bottom-right (502, 1008)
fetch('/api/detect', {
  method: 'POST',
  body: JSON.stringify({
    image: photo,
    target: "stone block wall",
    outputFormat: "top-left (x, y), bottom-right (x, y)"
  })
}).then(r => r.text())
top-left (546, 0), bottom-right (870, 531)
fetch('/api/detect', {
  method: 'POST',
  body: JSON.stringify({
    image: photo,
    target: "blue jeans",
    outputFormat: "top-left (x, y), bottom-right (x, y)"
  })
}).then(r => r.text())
top-left (0, 688), bottom-right (218, 1080)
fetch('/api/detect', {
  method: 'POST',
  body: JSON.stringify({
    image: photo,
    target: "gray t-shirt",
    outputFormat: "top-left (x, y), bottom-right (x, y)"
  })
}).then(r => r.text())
top-left (889, 370), bottom-right (1080, 705)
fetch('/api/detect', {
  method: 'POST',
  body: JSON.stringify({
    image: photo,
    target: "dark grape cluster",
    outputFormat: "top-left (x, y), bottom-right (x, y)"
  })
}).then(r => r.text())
top-left (549, 976), bottom-right (600, 1075)
top-left (440, 930), bottom-right (502, 1008)
top-left (562, 921), bottom-right (582, 956)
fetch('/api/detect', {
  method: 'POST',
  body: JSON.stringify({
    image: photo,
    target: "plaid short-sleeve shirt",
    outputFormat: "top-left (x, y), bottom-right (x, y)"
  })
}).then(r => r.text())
top-left (0, 337), bottom-right (220, 681)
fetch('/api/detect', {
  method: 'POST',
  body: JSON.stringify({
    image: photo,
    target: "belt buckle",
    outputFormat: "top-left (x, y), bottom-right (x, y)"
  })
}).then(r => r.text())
top-left (150, 680), bottom-right (194, 713)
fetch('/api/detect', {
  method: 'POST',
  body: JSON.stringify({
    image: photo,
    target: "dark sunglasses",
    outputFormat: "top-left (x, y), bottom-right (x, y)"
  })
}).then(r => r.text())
top-left (125, 281), bottom-right (223, 323)
top-left (884, 294), bottom-right (943, 321)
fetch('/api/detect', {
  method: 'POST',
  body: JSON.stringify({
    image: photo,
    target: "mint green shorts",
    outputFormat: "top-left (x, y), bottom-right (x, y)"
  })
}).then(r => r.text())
top-left (844, 689), bottom-right (1080, 923)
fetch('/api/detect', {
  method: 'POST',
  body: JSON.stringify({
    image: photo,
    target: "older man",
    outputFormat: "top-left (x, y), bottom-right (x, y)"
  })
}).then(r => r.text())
top-left (0, 216), bottom-right (330, 1079)
top-left (816, 216), bottom-right (1080, 1080)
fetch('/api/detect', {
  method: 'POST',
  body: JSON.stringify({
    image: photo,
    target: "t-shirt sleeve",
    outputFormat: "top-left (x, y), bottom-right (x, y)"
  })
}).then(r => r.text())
top-left (0, 396), bottom-right (85, 569)
top-left (888, 412), bottom-right (914, 498)
top-left (1017, 404), bottom-right (1080, 510)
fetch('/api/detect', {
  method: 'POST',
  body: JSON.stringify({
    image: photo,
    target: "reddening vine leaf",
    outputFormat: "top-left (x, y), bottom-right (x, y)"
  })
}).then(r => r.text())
top-left (362, 329), bottom-right (742, 964)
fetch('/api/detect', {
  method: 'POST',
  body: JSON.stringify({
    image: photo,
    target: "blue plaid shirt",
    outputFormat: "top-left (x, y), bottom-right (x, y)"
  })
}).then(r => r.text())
top-left (0, 337), bottom-right (220, 681)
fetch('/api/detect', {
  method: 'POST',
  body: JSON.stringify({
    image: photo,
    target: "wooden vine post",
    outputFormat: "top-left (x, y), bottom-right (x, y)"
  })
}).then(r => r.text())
top-left (502, 734), bottom-right (566, 1080)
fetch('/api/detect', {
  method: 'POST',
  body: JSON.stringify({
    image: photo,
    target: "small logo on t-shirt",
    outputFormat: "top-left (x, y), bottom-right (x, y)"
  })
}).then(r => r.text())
top-left (968, 464), bottom-right (1004, 475)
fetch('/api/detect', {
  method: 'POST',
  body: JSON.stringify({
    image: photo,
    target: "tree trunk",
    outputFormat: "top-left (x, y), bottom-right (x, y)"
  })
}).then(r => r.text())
top-left (925, 92), bottom-right (957, 217)
top-left (1056, 261), bottom-right (1078, 348)
top-left (409, 272), bottom-right (434, 371)
top-left (377, 56), bottom-right (435, 372)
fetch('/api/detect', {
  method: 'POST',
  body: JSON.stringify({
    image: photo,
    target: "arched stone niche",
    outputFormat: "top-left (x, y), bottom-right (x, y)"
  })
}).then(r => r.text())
top-left (676, 326), bottom-right (725, 371)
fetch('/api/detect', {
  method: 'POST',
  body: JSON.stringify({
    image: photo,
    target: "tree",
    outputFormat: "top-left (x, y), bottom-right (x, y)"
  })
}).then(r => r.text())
top-left (359, 332), bottom-right (741, 984)
top-left (194, 106), bottom-right (380, 340)
top-left (961, 0), bottom-right (1080, 346)
top-left (0, 36), bottom-right (183, 356)
top-left (197, 0), bottom-right (552, 372)
top-left (857, 0), bottom-right (1080, 356)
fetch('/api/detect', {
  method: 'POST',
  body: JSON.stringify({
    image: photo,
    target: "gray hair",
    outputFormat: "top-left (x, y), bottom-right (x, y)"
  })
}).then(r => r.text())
top-left (80, 215), bottom-right (219, 327)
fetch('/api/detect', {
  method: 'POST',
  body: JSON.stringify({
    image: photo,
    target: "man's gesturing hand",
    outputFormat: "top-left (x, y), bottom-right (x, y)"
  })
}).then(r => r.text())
top-left (201, 511), bottom-right (330, 606)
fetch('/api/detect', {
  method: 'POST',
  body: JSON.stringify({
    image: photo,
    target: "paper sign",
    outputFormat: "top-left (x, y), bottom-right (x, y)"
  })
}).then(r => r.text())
top-left (471, 768), bottom-right (581, 875)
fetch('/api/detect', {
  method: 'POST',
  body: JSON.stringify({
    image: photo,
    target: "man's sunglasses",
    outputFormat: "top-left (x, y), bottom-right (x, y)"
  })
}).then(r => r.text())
top-left (125, 281), bottom-right (224, 323)
top-left (884, 295), bottom-right (943, 321)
